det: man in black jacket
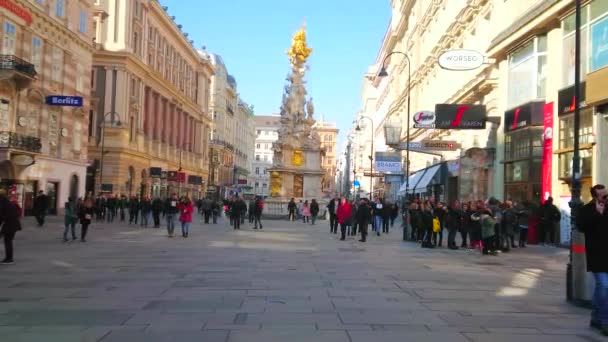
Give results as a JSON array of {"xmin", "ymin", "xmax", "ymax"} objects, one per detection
[
  {"xmin": 253, "ymin": 196, "xmax": 264, "ymax": 229},
  {"xmin": 231, "ymin": 197, "xmax": 247, "ymax": 230},
  {"xmin": 540, "ymin": 197, "xmax": 561, "ymax": 245},
  {"xmin": 287, "ymin": 198, "xmax": 297, "ymax": 221},
  {"xmin": 578, "ymin": 184, "xmax": 608, "ymax": 335},
  {"xmin": 33, "ymin": 190, "xmax": 49, "ymax": 227},
  {"xmin": 327, "ymin": 197, "xmax": 339, "ymax": 234},
  {"xmin": 356, "ymin": 198, "xmax": 371, "ymax": 242},
  {"xmin": 0, "ymin": 191, "xmax": 21, "ymax": 264},
  {"xmin": 164, "ymin": 193, "xmax": 180, "ymax": 237},
  {"xmin": 151, "ymin": 197, "xmax": 163, "ymax": 228}
]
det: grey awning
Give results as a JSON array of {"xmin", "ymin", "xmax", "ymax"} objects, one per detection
[
  {"xmin": 413, "ymin": 164, "xmax": 441, "ymax": 194},
  {"xmin": 399, "ymin": 168, "xmax": 426, "ymax": 194}
]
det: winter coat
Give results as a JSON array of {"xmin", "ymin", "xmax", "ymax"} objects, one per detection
[
  {"xmin": 336, "ymin": 202, "xmax": 353, "ymax": 225},
  {"xmin": 152, "ymin": 198, "xmax": 163, "ymax": 212},
  {"xmin": 164, "ymin": 198, "xmax": 180, "ymax": 215},
  {"xmin": 179, "ymin": 202, "xmax": 194, "ymax": 223},
  {"xmin": 288, "ymin": 200, "xmax": 297, "ymax": 211},
  {"xmin": 356, "ymin": 203, "xmax": 372, "ymax": 223},
  {"xmin": 310, "ymin": 201, "xmax": 319, "ymax": 216},
  {"xmin": 64, "ymin": 201, "xmax": 78, "ymax": 225},
  {"xmin": 446, "ymin": 207, "xmax": 463, "ymax": 231},
  {"xmin": 578, "ymin": 201, "xmax": 608, "ymax": 273},
  {"xmin": 231, "ymin": 200, "xmax": 247, "ymax": 217},
  {"xmin": 480, "ymin": 214, "xmax": 496, "ymax": 239},
  {"xmin": 302, "ymin": 204, "xmax": 311, "ymax": 217},
  {"xmin": 0, "ymin": 195, "xmax": 21, "ymax": 234},
  {"xmin": 502, "ymin": 208, "xmax": 518, "ymax": 234},
  {"xmin": 79, "ymin": 206, "xmax": 95, "ymax": 225}
]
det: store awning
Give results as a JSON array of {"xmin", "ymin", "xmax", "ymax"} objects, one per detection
[
  {"xmin": 413, "ymin": 164, "xmax": 441, "ymax": 194},
  {"xmin": 398, "ymin": 168, "xmax": 426, "ymax": 194}
]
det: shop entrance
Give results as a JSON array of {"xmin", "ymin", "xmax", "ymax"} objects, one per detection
[{"xmin": 45, "ymin": 182, "xmax": 58, "ymax": 215}]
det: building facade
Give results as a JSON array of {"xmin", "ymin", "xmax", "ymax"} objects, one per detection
[
  {"xmin": 90, "ymin": 0, "xmax": 213, "ymax": 199},
  {"xmin": 0, "ymin": 0, "xmax": 94, "ymax": 215},
  {"xmin": 208, "ymin": 54, "xmax": 236, "ymax": 198},
  {"xmin": 252, "ymin": 115, "xmax": 280, "ymax": 197},
  {"xmin": 234, "ymin": 98, "xmax": 255, "ymax": 195},
  {"xmin": 313, "ymin": 121, "xmax": 338, "ymax": 196}
]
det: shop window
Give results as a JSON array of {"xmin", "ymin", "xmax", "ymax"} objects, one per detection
[
  {"xmin": 255, "ymin": 167, "xmax": 259, "ymax": 174},
  {"xmin": 558, "ymin": 111, "xmax": 594, "ymax": 149},
  {"xmin": 507, "ymin": 35, "xmax": 547, "ymax": 107},
  {"xmin": 79, "ymin": 9, "xmax": 87, "ymax": 33},
  {"xmin": 558, "ymin": 150, "xmax": 593, "ymax": 179},
  {"xmin": 504, "ymin": 130, "xmax": 531, "ymax": 161}
]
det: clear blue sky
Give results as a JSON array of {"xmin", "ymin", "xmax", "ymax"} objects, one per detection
[{"xmin": 161, "ymin": 0, "xmax": 391, "ymax": 147}]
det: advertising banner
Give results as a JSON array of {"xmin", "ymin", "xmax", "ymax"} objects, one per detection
[
  {"xmin": 591, "ymin": 15, "xmax": 608, "ymax": 72},
  {"xmin": 541, "ymin": 102, "xmax": 554, "ymax": 203},
  {"xmin": 434, "ymin": 104, "xmax": 486, "ymax": 129},
  {"xmin": 374, "ymin": 152, "xmax": 402, "ymax": 173}
]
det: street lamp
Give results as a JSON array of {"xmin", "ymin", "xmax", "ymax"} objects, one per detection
[
  {"xmin": 355, "ymin": 115, "xmax": 374, "ymax": 198},
  {"xmin": 98, "ymin": 112, "xmax": 121, "ymax": 194},
  {"xmin": 378, "ymin": 51, "xmax": 412, "ymax": 198}
]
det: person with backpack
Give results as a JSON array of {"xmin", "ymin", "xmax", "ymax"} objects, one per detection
[
  {"xmin": 0, "ymin": 191, "xmax": 22, "ymax": 264},
  {"xmin": 310, "ymin": 199, "xmax": 319, "ymax": 225},
  {"xmin": 253, "ymin": 196, "xmax": 264, "ymax": 229}
]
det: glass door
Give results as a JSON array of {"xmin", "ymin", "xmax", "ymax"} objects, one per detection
[{"xmin": 45, "ymin": 182, "xmax": 58, "ymax": 215}]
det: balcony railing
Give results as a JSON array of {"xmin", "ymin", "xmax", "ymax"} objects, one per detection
[
  {"xmin": 0, "ymin": 55, "xmax": 36, "ymax": 78},
  {"xmin": 0, "ymin": 132, "xmax": 42, "ymax": 153}
]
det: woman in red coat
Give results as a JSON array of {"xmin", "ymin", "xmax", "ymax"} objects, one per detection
[
  {"xmin": 336, "ymin": 196, "xmax": 352, "ymax": 241},
  {"xmin": 178, "ymin": 197, "xmax": 194, "ymax": 238}
]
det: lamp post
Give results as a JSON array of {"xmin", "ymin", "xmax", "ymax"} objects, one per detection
[
  {"xmin": 356, "ymin": 116, "xmax": 374, "ymax": 198},
  {"xmin": 378, "ymin": 51, "xmax": 411, "ymax": 197},
  {"xmin": 567, "ymin": 0, "xmax": 585, "ymax": 304},
  {"xmin": 98, "ymin": 112, "xmax": 121, "ymax": 195}
]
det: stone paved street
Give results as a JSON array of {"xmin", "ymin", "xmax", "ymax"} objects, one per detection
[{"xmin": 0, "ymin": 214, "xmax": 602, "ymax": 342}]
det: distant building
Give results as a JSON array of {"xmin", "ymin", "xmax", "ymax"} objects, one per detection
[
  {"xmin": 314, "ymin": 121, "xmax": 339, "ymax": 196},
  {"xmin": 252, "ymin": 115, "xmax": 281, "ymax": 197}
]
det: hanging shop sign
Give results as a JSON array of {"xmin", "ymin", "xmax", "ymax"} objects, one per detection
[
  {"xmin": 434, "ymin": 104, "xmax": 486, "ymax": 129},
  {"xmin": 45, "ymin": 96, "xmax": 83, "ymax": 107},
  {"xmin": 11, "ymin": 154, "xmax": 34, "ymax": 166},
  {"xmin": 374, "ymin": 152, "xmax": 402, "ymax": 173},
  {"xmin": 504, "ymin": 101, "xmax": 545, "ymax": 132},
  {"xmin": 541, "ymin": 102, "xmax": 554, "ymax": 203},
  {"xmin": 167, "ymin": 171, "xmax": 186, "ymax": 183},
  {"xmin": 187, "ymin": 175, "xmax": 203, "ymax": 185},
  {"xmin": 149, "ymin": 167, "xmax": 162, "ymax": 177},
  {"xmin": 558, "ymin": 82, "xmax": 587, "ymax": 115},
  {"xmin": 438, "ymin": 49, "xmax": 485, "ymax": 71},
  {"xmin": 413, "ymin": 111, "xmax": 435, "ymax": 128}
]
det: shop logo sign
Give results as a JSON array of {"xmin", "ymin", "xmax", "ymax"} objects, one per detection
[
  {"xmin": 438, "ymin": 49, "xmax": 485, "ymax": 71},
  {"xmin": 413, "ymin": 111, "xmax": 435, "ymax": 128}
]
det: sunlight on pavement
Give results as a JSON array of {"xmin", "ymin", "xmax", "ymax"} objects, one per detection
[{"xmin": 496, "ymin": 268, "xmax": 543, "ymax": 297}]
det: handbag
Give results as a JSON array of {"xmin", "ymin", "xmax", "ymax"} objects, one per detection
[{"xmin": 432, "ymin": 217, "xmax": 441, "ymax": 233}]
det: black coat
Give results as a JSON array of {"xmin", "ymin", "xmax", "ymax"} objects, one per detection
[
  {"xmin": 421, "ymin": 210, "xmax": 434, "ymax": 232},
  {"xmin": 79, "ymin": 206, "xmax": 95, "ymax": 225},
  {"xmin": 578, "ymin": 201, "xmax": 608, "ymax": 273},
  {"xmin": 310, "ymin": 202, "xmax": 319, "ymax": 216},
  {"xmin": 356, "ymin": 203, "xmax": 372, "ymax": 223},
  {"xmin": 0, "ymin": 196, "xmax": 21, "ymax": 234}
]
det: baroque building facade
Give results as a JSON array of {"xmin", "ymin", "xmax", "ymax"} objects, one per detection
[
  {"xmin": 89, "ymin": 0, "xmax": 213, "ymax": 199},
  {"xmin": 313, "ymin": 121, "xmax": 338, "ymax": 196},
  {"xmin": 0, "ymin": 0, "xmax": 94, "ymax": 215}
]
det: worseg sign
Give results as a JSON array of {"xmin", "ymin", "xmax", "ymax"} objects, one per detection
[{"xmin": 438, "ymin": 49, "xmax": 484, "ymax": 71}]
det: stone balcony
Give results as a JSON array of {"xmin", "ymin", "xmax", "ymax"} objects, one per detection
[{"xmin": 0, "ymin": 55, "xmax": 37, "ymax": 91}]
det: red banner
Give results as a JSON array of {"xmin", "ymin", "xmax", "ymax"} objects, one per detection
[{"xmin": 541, "ymin": 102, "xmax": 554, "ymax": 203}]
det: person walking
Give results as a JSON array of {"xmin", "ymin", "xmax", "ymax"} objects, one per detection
[
  {"xmin": 248, "ymin": 198, "xmax": 256, "ymax": 224},
  {"xmin": 475, "ymin": 208, "xmax": 497, "ymax": 255},
  {"xmin": 446, "ymin": 200, "xmax": 462, "ymax": 250},
  {"xmin": 128, "ymin": 196, "xmax": 140, "ymax": 225},
  {"xmin": 381, "ymin": 200, "xmax": 391, "ymax": 234},
  {"xmin": 391, "ymin": 203, "xmax": 399, "ymax": 227},
  {"xmin": 106, "ymin": 194, "xmax": 117, "ymax": 223},
  {"xmin": 0, "ymin": 191, "xmax": 22, "ymax": 264},
  {"xmin": 350, "ymin": 199, "xmax": 358, "ymax": 236},
  {"xmin": 502, "ymin": 201, "xmax": 518, "ymax": 250},
  {"xmin": 433, "ymin": 202, "xmax": 447, "ymax": 247},
  {"xmin": 579, "ymin": 184, "xmax": 608, "ymax": 336},
  {"xmin": 164, "ymin": 193, "xmax": 179, "ymax": 237},
  {"xmin": 336, "ymin": 197, "xmax": 352, "ymax": 241},
  {"xmin": 515, "ymin": 201, "xmax": 531, "ymax": 248},
  {"xmin": 118, "ymin": 194, "xmax": 127, "ymax": 222},
  {"xmin": 140, "ymin": 196, "xmax": 152, "ymax": 228},
  {"xmin": 373, "ymin": 198, "xmax": 384, "ymax": 237},
  {"xmin": 302, "ymin": 200, "xmax": 311, "ymax": 223},
  {"xmin": 468, "ymin": 201, "xmax": 483, "ymax": 250},
  {"xmin": 179, "ymin": 197, "xmax": 194, "ymax": 238},
  {"xmin": 310, "ymin": 199, "xmax": 319, "ymax": 225},
  {"xmin": 231, "ymin": 197, "xmax": 247, "ymax": 230},
  {"xmin": 152, "ymin": 197, "xmax": 163, "ymax": 228},
  {"xmin": 540, "ymin": 197, "xmax": 561, "ymax": 246},
  {"xmin": 327, "ymin": 197, "xmax": 339, "ymax": 234},
  {"xmin": 356, "ymin": 198, "xmax": 371, "ymax": 242},
  {"xmin": 421, "ymin": 201, "xmax": 435, "ymax": 248},
  {"xmin": 79, "ymin": 198, "xmax": 95, "ymax": 242},
  {"xmin": 63, "ymin": 197, "xmax": 78, "ymax": 242},
  {"xmin": 287, "ymin": 198, "xmax": 297, "ymax": 221},
  {"xmin": 460, "ymin": 203, "xmax": 470, "ymax": 248},
  {"xmin": 253, "ymin": 196, "xmax": 264, "ymax": 229},
  {"xmin": 211, "ymin": 200, "xmax": 220, "ymax": 224},
  {"xmin": 201, "ymin": 198, "xmax": 212, "ymax": 224},
  {"xmin": 33, "ymin": 190, "xmax": 49, "ymax": 227},
  {"xmin": 409, "ymin": 202, "xmax": 423, "ymax": 241}
]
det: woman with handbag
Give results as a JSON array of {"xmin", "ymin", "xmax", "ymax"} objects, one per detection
[{"xmin": 79, "ymin": 198, "xmax": 95, "ymax": 242}]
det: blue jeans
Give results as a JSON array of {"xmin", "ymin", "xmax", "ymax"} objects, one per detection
[
  {"xmin": 374, "ymin": 216, "xmax": 383, "ymax": 233},
  {"xmin": 593, "ymin": 272, "xmax": 608, "ymax": 325},
  {"xmin": 141, "ymin": 211, "xmax": 150, "ymax": 227},
  {"xmin": 63, "ymin": 222, "xmax": 76, "ymax": 240},
  {"xmin": 181, "ymin": 222, "xmax": 190, "ymax": 236},
  {"xmin": 166, "ymin": 214, "xmax": 176, "ymax": 235}
]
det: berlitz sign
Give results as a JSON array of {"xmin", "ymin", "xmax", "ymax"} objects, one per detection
[
  {"xmin": 413, "ymin": 111, "xmax": 435, "ymax": 128},
  {"xmin": 45, "ymin": 96, "xmax": 83, "ymax": 107},
  {"xmin": 438, "ymin": 49, "xmax": 485, "ymax": 71}
]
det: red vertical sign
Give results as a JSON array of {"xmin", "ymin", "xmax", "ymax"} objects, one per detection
[{"xmin": 541, "ymin": 102, "xmax": 554, "ymax": 204}]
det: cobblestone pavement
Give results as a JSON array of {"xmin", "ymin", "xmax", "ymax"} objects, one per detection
[{"xmin": 0, "ymin": 214, "xmax": 602, "ymax": 342}]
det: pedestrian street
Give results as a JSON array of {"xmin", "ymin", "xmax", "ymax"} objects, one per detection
[{"xmin": 0, "ymin": 215, "xmax": 598, "ymax": 342}]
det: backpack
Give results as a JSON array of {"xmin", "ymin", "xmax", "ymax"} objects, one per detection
[
  {"xmin": 432, "ymin": 217, "xmax": 441, "ymax": 233},
  {"xmin": 257, "ymin": 200, "xmax": 264, "ymax": 210}
]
